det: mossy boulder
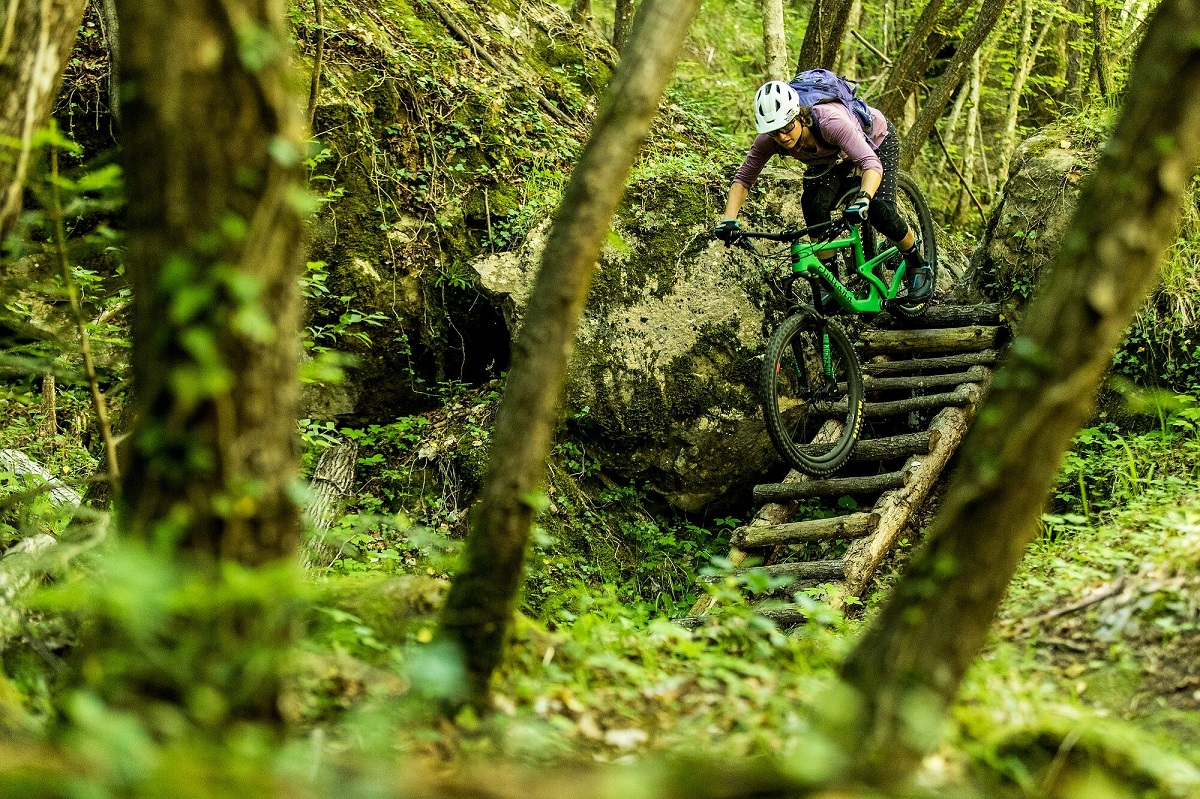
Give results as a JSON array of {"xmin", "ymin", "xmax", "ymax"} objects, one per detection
[
  {"xmin": 470, "ymin": 168, "xmax": 810, "ymax": 511},
  {"xmin": 963, "ymin": 131, "xmax": 1094, "ymax": 310}
]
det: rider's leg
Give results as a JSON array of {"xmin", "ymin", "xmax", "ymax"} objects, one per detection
[
  {"xmin": 866, "ymin": 130, "xmax": 933, "ymax": 305},
  {"xmin": 801, "ymin": 166, "xmax": 854, "ymax": 310}
]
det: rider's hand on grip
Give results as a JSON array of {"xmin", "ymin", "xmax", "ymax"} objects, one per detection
[
  {"xmin": 713, "ymin": 219, "xmax": 740, "ymax": 245},
  {"xmin": 842, "ymin": 192, "xmax": 871, "ymax": 224}
]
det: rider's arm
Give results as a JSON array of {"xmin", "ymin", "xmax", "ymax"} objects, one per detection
[
  {"xmin": 724, "ymin": 135, "xmax": 778, "ymax": 219},
  {"xmin": 859, "ymin": 169, "xmax": 882, "ymax": 198},
  {"xmin": 722, "ymin": 182, "xmax": 749, "ymax": 219}
]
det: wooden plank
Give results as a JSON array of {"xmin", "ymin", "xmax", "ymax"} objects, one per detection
[
  {"xmin": 753, "ymin": 471, "xmax": 907, "ymax": 503},
  {"xmin": 815, "ymin": 384, "xmax": 977, "ymax": 418},
  {"xmin": 862, "ymin": 350, "xmax": 999, "ymax": 375},
  {"xmin": 858, "ymin": 326, "xmax": 1000, "ymax": 357},
  {"xmin": 861, "ymin": 366, "xmax": 990, "ymax": 393},
  {"xmin": 732, "ymin": 511, "xmax": 879, "ymax": 548},
  {"xmin": 839, "ymin": 383, "xmax": 986, "ymax": 601},
  {"xmin": 686, "ymin": 420, "xmax": 842, "ymax": 618},
  {"xmin": 876, "ymin": 303, "xmax": 1004, "ymax": 329},
  {"xmin": 763, "ymin": 558, "xmax": 846, "ymax": 582},
  {"xmin": 850, "ymin": 431, "xmax": 931, "ymax": 461},
  {"xmin": 675, "ymin": 604, "xmax": 810, "ymax": 630}
]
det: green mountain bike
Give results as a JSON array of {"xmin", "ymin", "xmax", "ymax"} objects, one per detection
[{"xmin": 725, "ymin": 176, "xmax": 938, "ymax": 476}]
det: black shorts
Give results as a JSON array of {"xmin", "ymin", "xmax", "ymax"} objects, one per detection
[{"xmin": 799, "ymin": 126, "xmax": 908, "ymax": 242}]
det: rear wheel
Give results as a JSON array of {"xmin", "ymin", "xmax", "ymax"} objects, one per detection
[{"xmin": 761, "ymin": 312, "xmax": 863, "ymax": 477}]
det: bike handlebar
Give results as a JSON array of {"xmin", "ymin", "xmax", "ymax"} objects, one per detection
[{"xmin": 727, "ymin": 216, "xmax": 848, "ymax": 246}]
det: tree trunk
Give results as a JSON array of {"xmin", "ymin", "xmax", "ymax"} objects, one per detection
[
  {"xmin": 874, "ymin": 0, "xmax": 946, "ymax": 123},
  {"xmin": 796, "ymin": 0, "xmax": 856, "ymax": 71},
  {"xmin": 841, "ymin": 0, "xmax": 1200, "ymax": 779},
  {"xmin": 998, "ymin": 4, "xmax": 1054, "ymax": 183},
  {"xmin": 613, "ymin": 0, "xmax": 636, "ymax": 53},
  {"xmin": 99, "ymin": 0, "xmax": 120, "ymax": 125},
  {"xmin": 302, "ymin": 439, "xmax": 358, "ymax": 569},
  {"xmin": 900, "ymin": 0, "xmax": 1008, "ymax": 170},
  {"xmin": 1065, "ymin": 0, "xmax": 1085, "ymax": 107},
  {"xmin": 835, "ymin": 0, "xmax": 863, "ymax": 76},
  {"xmin": 0, "ymin": 0, "xmax": 89, "ymax": 235},
  {"xmin": 1091, "ymin": 0, "xmax": 1113, "ymax": 99},
  {"xmin": 953, "ymin": 50, "xmax": 983, "ymax": 223},
  {"xmin": 116, "ymin": 0, "xmax": 307, "ymax": 565},
  {"xmin": 762, "ymin": 0, "xmax": 790, "ymax": 80},
  {"xmin": 439, "ymin": 0, "xmax": 700, "ymax": 709},
  {"xmin": 571, "ymin": 0, "xmax": 593, "ymax": 25}
]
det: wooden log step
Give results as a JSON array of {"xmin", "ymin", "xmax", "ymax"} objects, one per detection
[
  {"xmin": 863, "ymin": 386, "xmax": 978, "ymax": 418},
  {"xmin": 876, "ymin": 303, "xmax": 1004, "ymax": 329},
  {"xmin": 862, "ymin": 349, "xmax": 999, "ymax": 376},
  {"xmin": 861, "ymin": 366, "xmax": 990, "ymax": 393},
  {"xmin": 753, "ymin": 471, "xmax": 907, "ymax": 503},
  {"xmin": 817, "ymin": 384, "xmax": 979, "ymax": 419},
  {"xmin": 851, "ymin": 431, "xmax": 932, "ymax": 461},
  {"xmin": 732, "ymin": 512, "xmax": 879, "ymax": 548},
  {"xmin": 764, "ymin": 558, "xmax": 846, "ymax": 583},
  {"xmin": 675, "ymin": 605, "xmax": 810, "ymax": 630},
  {"xmin": 858, "ymin": 326, "xmax": 1000, "ymax": 357},
  {"xmin": 699, "ymin": 558, "xmax": 846, "ymax": 585}
]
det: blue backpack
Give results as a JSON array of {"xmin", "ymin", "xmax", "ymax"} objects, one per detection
[{"xmin": 788, "ymin": 69, "xmax": 874, "ymax": 137}]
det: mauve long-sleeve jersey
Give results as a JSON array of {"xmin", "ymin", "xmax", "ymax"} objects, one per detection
[{"xmin": 731, "ymin": 103, "xmax": 890, "ymax": 191}]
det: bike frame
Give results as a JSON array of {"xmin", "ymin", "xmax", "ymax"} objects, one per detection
[{"xmin": 791, "ymin": 224, "xmax": 906, "ymax": 314}]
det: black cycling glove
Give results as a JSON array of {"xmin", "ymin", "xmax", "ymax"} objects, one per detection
[{"xmin": 713, "ymin": 219, "xmax": 740, "ymax": 243}]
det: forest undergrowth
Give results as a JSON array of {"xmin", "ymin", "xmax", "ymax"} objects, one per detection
[{"xmin": 4, "ymin": 366, "xmax": 1200, "ymax": 796}]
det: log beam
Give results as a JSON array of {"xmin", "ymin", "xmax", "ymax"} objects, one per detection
[
  {"xmin": 753, "ymin": 471, "xmax": 907, "ymax": 503},
  {"xmin": 732, "ymin": 511, "xmax": 879, "ymax": 548},
  {"xmin": 862, "ymin": 350, "xmax": 999, "ymax": 375},
  {"xmin": 858, "ymin": 326, "xmax": 1000, "ymax": 357}
]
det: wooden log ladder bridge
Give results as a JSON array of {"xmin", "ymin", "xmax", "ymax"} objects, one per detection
[{"xmin": 684, "ymin": 302, "xmax": 1008, "ymax": 627}]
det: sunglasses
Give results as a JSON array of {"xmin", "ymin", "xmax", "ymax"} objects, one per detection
[{"xmin": 770, "ymin": 119, "xmax": 800, "ymax": 139}]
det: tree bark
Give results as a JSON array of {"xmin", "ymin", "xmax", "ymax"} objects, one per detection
[
  {"xmin": 571, "ymin": 0, "xmax": 593, "ymax": 25},
  {"xmin": 796, "ymin": 0, "xmax": 856, "ymax": 71},
  {"xmin": 116, "ymin": 0, "xmax": 307, "ymax": 565},
  {"xmin": 1065, "ymin": 0, "xmax": 1085, "ymax": 107},
  {"xmin": 439, "ymin": 0, "xmax": 700, "ymax": 709},
  {"xmin": 998, "ymin": 3, "xmax": 1053, "ymax": 183},
  {"xmin": 900, "ymin": 0, "xmax": 1008, "ymax": 170},
  {"xmin": 613, "ymin": 0, "xmax": 636, "ymax": 53},
  {"xmin": 874, "ymin": 0, "xmax": 947, "ymax": 123},
  {"xmin": 99, "ymin": 0, "xmax": 120, "ymax": 125},
  {"xmin": 302, "ymin": 439, "xmax": 358, "ymax": 569},
  {"xmin": 1091, "ymin": 0, "xmax": 1113, "ymax": 99},
  {"xmin": 0, "ymin": 0, "xmax": 89, "ymax": 235},
  {"xmin": 762, "ymin": 0, "xmax": 790, "ymax": 80},
  {"xmin": 841, "ymin": 0, "xmax": 1200, "ymax": 779}
]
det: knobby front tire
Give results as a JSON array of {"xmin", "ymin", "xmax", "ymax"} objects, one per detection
[{"xmin": 761, "ymin": 312, "xmax": 864, "ymax": 477}]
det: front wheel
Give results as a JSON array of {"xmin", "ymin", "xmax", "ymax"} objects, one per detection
[{"xmin": 761, "ymin": 312, "xmax": 864, "ymax": 477}]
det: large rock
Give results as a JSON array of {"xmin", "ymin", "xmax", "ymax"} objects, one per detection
[
  {"xmin": 963, "ymin": 132, "xmax": 1094, "ymax": 308},
  {"xmin": 472, "ymin": 168, "xmax": 810, "ymax": 510}
]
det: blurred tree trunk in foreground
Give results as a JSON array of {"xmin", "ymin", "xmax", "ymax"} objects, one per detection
[
  {"xmin": 440, "ymin": 0, "xmax": 700, "ymax": 709},
  {"xmin": 900, "ymin": 0, "xmax": 1008, "ymax": 169},
  {"xmin": 843, "ymin": 0, "xmax": 1200, "ymax": 781},
  {"xmin": 0, "ymin": 0, "xmax": 89, "ymax": 235},
  {"xmin": 796, "ymin": 0, "xmax": 855, "ymax": 71},
  {"xmin": 117, "ymin": 0, "xmax": 307, "ymax": 566},
  {"xmin": 106, "ymin": 0, "xmax": 307, "ymax": 730}
]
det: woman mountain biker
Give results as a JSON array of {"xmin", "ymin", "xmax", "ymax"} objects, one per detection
[{"xmin": 714, "ymin": 80, "xmax": 934, "ymax": 310}]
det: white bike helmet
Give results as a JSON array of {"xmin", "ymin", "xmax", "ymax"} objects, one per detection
[{"xmin": 753, "ymin": 81, "xmax": 801, "ymax": 135}]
